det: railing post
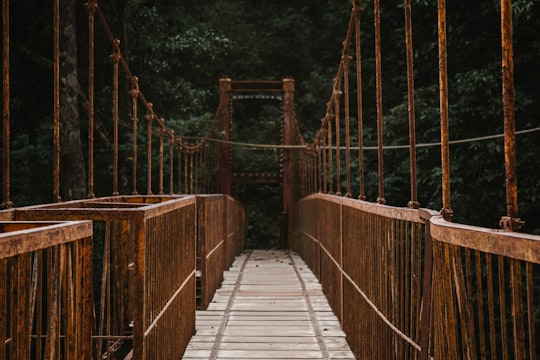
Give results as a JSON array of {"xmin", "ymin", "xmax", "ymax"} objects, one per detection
[{"xmin": 418, "ymin": 210, "xmax": 435, "ymax": 360}]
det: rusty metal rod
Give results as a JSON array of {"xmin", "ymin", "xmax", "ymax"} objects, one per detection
[
  {"xmin": 184, "ymin": 148, "xmax": 188, "ymax": 194},
  {"xmin": 404, "ymin": 0, "xmax": 419, "ymax": 209},
  {"xmin": 322, "ymin": 134, "xmax": 327, "ymax": 193},
  {"xmin": 2, "ymin": 0, "xmax": 11, "ymax": 208},
  {"xmin": 112, "ymin": 42, "xmax": 120, "ymax": 196},
  {"xmin": 438, "ymin": 0, "xmax": 452, "ymax": 220},
  {"xmin": 374, "ymin": 0, "xmax": 385, "ymax": 204},
  {"xmin": 334, "ymin": 80, "xmax": 342, "ymax": 196},
  {"xmin": 159, "ymin": 126, "xmax": 164, "ymax": 195},
  {"xmin": 343, "ymin": 51, "xmax": 352, "ymax": 198},
  {"xmin": 317, "ymin": 143, "xmax": 322, "ymax": 193},
  {"xmin": 327, "ymin": 116, "xmax": 333, "ymax": 194},
  {"xmin": 500, "ymin": 0, "xmax": 523, "ymax": 231},
  {"xmin": 180, "ymin": 148, "xmax": 184, "ymax": 194},
  {"xmin": 146, "ymin": 107, "xmax": 153, "ymax": 195},
  {"xmin": 131, "ymin": 79, "xmax": 139, "ymax": 195},
  {"xmin": 169, "ymin": 134, "xmax": 174, "ymax": 194},
  {"xmin": 86, "ymin": 0, "xmax": 96, "ymax": 199},
  {"xmin": 354, "ymin": 2, "xmax": 366, "ymax": 201},
  {"xmin": 53, "ymin": 0, "xmax": 61, "ymax": 202}
]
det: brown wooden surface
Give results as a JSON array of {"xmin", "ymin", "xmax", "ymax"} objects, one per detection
[{"xmin": 183, "ymin": 249, "xmax": 355, "ymax": 359}]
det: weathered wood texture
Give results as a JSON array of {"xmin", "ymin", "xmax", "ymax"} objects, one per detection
[
  {"xmin": 14, "ymin": 195, "xmax": 198, "ymax": 360},
  {"xmin": 184, "ymin": 249, "xmax": 355, "ymax": 359},
  {"xmin": 0, "ymin": 221, "xmax": 93, "ymax": 359},
  {"xmin": 197, "ymin": 195, "xmax": 246, "ymax": 310},
  {"xmin": 289, "ymin": 193, "xmax": 540, "ymax": 359},
  {"xmin": 289, "ymin": 194, "xmax": 427, "ymax": 359}
]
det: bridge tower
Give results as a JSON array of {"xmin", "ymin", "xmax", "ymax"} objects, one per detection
[{"xmin": 218, "ymin": 78, "xmax": 298, "ymax": 247}]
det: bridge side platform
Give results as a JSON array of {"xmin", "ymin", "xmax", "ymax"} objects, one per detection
[{"xmin": 183, "ymin": 249, "xmax": 355, "ymax": 359}]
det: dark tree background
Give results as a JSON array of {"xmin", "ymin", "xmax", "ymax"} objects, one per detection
[{"xmin": 3, "ymin": 0, "xmax": 539, "ymax": 245}]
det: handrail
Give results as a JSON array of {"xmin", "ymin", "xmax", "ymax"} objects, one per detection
[{"xmin": 289, "ymin": 194, "xmax": 540, "ymax": 359}]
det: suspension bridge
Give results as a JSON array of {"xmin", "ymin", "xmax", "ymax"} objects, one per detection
[{"xmin": 1, "ymin": 0, "xmax": 539, "ymax": 359}]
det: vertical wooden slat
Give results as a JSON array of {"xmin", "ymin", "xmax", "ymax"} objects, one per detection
[
  {"xmin": 132, "ymin": 214, "xmax": 146, "ymax": 360},
  {"xmin": 36, "ymin": 252, "xmax": 43, "ymax": 360},
  {"xmin": 16, "ymin": 253, "xmax": 30, "ymax": 359},
  {"xmin": 498, "ymin": 256, "xmax": 509, "ymax": 360},
  {"xmin": 97, "ymin": 222, "xmax": 110, "ymax": 356},
  {"xmin": 64, "ymin": 244, "xmax": 76, "ymax": 360},
  {"xmin": 404, "ymin": 222, "xmax": 411, "ymax": 359},
  {"xmin": 475, "ymin": 250, "xmax": 487, "ymax": 360},
  {"xmin": 445, "ymin": 245, "xmax": 459, "ymax": 358},
  {"xmin": 451, "ymin": 248, "xmax": 467, "ymax": 359},
  {"xmin": 510, "ymin": 259, "xmax": 524, "ymax": 360},
  {"xmin": 464, "ymin": 249, "xmax": 477, "ymax": 360},
  {"xmin": 45, "ymin": 247, "xmax": 60, "ymax": 359},
  {"xmin": 487, "ymin": 254, "xmax": 498, "ymax": 360},
  {"xmin": 419, "ymin": 218, "xmax": 433, "ymax": 360},
  {"xmin": 0, "ymin": 258, "xmax": 5, "ymax": 360},
  {"xmin": 525, "ymin": 262, "xmax": 536, "ymax": 360},
  {"xmin": 74, "ymin": 241, "xmax": 82, "ymax": 358}
]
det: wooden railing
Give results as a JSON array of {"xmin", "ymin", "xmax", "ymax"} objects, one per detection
[
  {"xmin": 430, "ymin": 217, "xmax": 540, "ymax": 359},
  {"xmin": 0, "ymin": 220, "xmax": 93, "ymax": 359},
  {"xmin": 289, "ymin": 194, "xmax": 540, "ymax": 359},
  {"xmin": 197, "ymin": 195, "xmax": 246, "ymax": 309},
  {"xmin": 0, "ymin": 195, "xmax": 245, "ymax": 359}
]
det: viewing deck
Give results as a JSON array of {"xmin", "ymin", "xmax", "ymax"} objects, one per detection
[{"xmin": 184, "ymin": 250, "xmax": 355, "ymax": 359}]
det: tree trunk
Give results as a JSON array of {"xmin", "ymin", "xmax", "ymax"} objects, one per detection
[{"xmin": 59, "ymin": 0, "xmax": 86, "ymax": 200}]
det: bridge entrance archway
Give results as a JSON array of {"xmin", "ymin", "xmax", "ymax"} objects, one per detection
[{"xmin": 218, "ymin": 79, "xmax": 298, "ymax": 248}]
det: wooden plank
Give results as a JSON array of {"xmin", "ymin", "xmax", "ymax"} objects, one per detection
[{"xmin": 185, "ymin": 249, "xmax": 355, "ymax": 359}]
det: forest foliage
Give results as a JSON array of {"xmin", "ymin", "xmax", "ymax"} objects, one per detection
[{"xmin": 3, "ymin": 0, "xmax": 540, "ymax": 245}]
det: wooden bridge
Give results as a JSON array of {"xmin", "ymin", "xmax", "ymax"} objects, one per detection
[{"xmin": 1, "ymin": 0, "xmax": 539, "ymax": 359}]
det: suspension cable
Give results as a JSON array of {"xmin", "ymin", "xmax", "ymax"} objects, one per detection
[{"xmin": 180, "ymin": 127, "xmax": 540, "ymax": 151}]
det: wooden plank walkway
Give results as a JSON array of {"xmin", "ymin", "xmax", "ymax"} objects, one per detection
[{"xmin": 183, "ymin": 249, "xmax": 356, "ymax": 359}]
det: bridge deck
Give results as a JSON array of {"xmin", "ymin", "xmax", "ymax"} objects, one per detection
[{"xmin": 183, "ymin": 249, "xmax": 355, "ymax": 359}]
